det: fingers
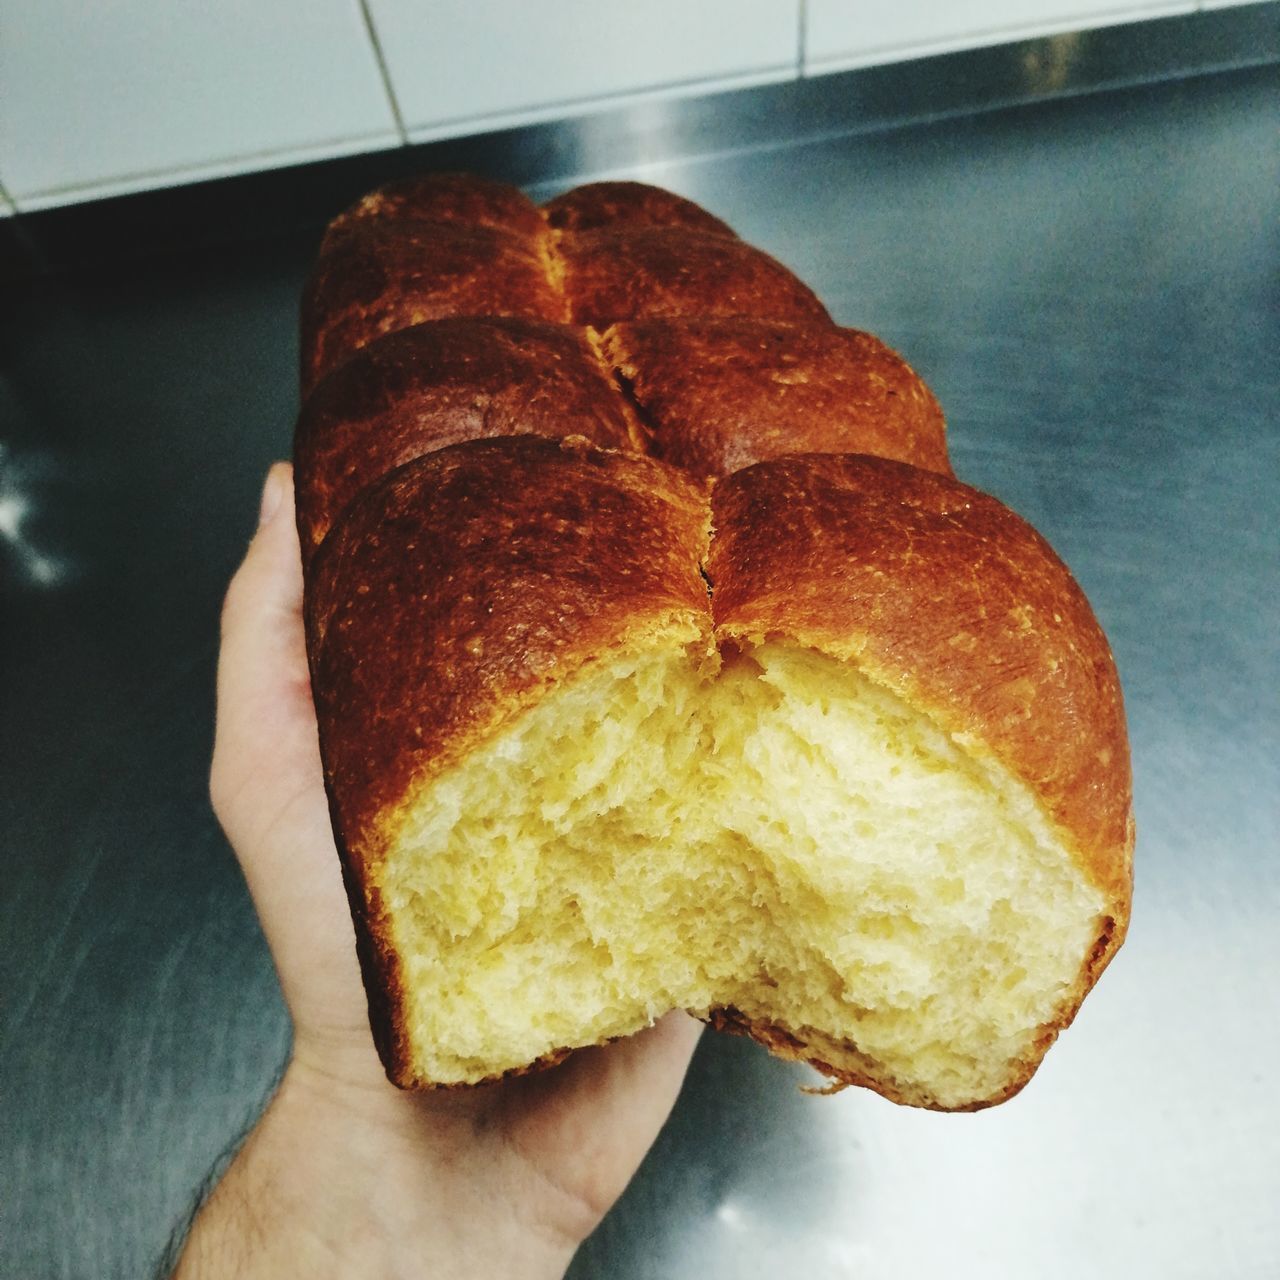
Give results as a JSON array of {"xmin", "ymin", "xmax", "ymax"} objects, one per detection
[
  {"xmin": 214, "ymin": 463, "xmax": 308, "ymax": 745},
  {"xmin": 610, "ymin": 1008, "xmax": 703, "ymax": 1118},
  {"xmin": 496, "ymin": 1011, "xmax": 703, "ymax": 1228}
]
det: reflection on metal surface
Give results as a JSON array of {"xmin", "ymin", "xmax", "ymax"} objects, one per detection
[
  {"xmin": 574, "ymin": 98, "xmax": 694, "ymax": 187},
  {"xmin": 1021, "ymin": 32, "xmax": 1085, "ymax": 94},
  {"xmin": 0, "ymin": 442, "xmax": 67, "ymax": 588},
  {"xmin": 713, "ymin": 1198, "xmax": 744, "ymax": 1229}
]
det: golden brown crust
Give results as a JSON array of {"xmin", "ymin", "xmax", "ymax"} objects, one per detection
[
  {"xmin": 603, "ymin": 318, "xmax": 950, "ymax": 479},
  {"xmin": 558, "ymin": 227, "xmax": 830, "ymax": 329},
  {"xmin": 294, "ymin": 317, "xmax": 643, "ymax": 555},
  {"xmin": 325, "ymin": 820, "xmax": 414, "ymax": 1083},
  {"xmin": 543, "ymin": 181, "xmax": 737, "ymax": 237},
  {"xmin": 708, "ymin": 453, "xmax": 1134, "ymax": 917},
  {"xmin": 324, "ymin": 172, "xmax": 547, "ymax": 244},
  {"xmin": 301, "ymin": 223, "xmax": 565, "ymax": 394}
]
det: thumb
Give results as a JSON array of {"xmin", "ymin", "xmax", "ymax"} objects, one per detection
[
  {"xmin": 211, "ymin": 461, "xmax": 322, "ymax": 852},
  {"xmin": 211, "ymin": 463, "xmax": 370, "ymax": 1043}
]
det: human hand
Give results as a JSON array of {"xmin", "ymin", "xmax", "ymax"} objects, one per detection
[{"xmin": 178, "ymin": 463, "xmax": 701, "ymax": 1279}]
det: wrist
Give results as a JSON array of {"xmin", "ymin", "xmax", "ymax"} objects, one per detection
[{"xmin": 175, "ymin": 1054, "xmax": 579, "ymax": 1280}]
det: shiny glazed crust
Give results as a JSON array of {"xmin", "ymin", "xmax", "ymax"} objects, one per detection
[
  {"xmin": 324, "ymin": 173, "xmax": 549, "ymax": 241},
  {"xmin": 295, "ymin": 173, "xmax": 1133, "ymax": 1105},
  {"xmin": 300, "ymin": 222, "xmax": 563, "ymax": 394},
  {"xmin": 544, "ymin": 180, "xmax": 738, "ymax": 236},
  {"xmin": 294, "ymin": 317, "xmax": 644, "ymax": 555},
  {"xmin": 558, "ymin": 227, "xmax": 830, "ymax": 330},
  {"xmin": 305, "ymin": 435, "xmax": 712, "ymax": 830},
  {"xmin": 603, "ymin": 318, "xmax": 951, "ymax": 479}
]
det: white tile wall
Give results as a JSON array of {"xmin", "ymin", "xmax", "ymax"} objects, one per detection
[
  {"xmin": 0, "ymin": 0, "xmax": 1255, "ymax": 212},
  {"xmin": 365, "ymin": 0, "xmax": 802, "ymax": 142},
  {"xmin": 804, "ymin": 0, "xmax": 1197, "ymax": 73},
  {"xmin": 0, "ymin": 0, "xmax": 401, "ymax": 209}
]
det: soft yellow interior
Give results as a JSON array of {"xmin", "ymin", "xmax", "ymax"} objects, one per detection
[{"xmin": 379, "ymin": 642, "xmax": 1105, "ymax": 1108}]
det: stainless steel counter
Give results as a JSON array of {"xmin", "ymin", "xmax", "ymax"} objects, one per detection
[{"xmin": 2, "ymin": 16, "xmax": 1277, "ymax": 1278}]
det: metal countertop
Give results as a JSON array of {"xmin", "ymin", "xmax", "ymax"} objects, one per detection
[{"xmin": 2, "ymin": 24, "xmax": 1277, "ymax": 1280}]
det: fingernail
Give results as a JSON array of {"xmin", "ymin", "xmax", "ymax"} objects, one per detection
[{"xmin": 258, "ymin": 463, "xmax": 286, "ymax": 528}]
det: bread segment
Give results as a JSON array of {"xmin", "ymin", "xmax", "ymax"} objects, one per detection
[
  {"xmin": 709, "ymin": 453, "xmax": 1133, "ymax": 910},
  {"xmin": 294, "ymin": 317, "xmax": 644, "ymax": 555},
  {"xmin": 306, "ymin": 435, "xmax": 712, "ymax": 821},
  {"xmin": 603, "ymin": 318, "xmax": 950, "ymax": 479},
  {"xmin": 557, "ymin": 227, "xmax": 830, "ymax": 329},
  {"xmin": 304, "ymin": 435, "xmax": 714, "ymax": 1076},
  {"xmin": 324, "ymin": 173, "xmax": 548, "ymax": 241},
  {"xmin": 301, "ymin": 223, "xmax": 563, "ymax": 394},
  {"xmin": 301, "ymin": 175, "xmax": 569, "ymax": 393},
  {"xmin": 544, "ymin": 180, "xmax": 737, "ymax": 237}
]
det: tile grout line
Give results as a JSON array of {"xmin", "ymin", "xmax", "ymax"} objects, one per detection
[
  {"xmin": 402, "ymin": 65, "xmax": 796, "ymax": 143},
  {"xmin": 12, "ymin": 131, "xmax": 402, "ymax": 209},
  {"xmin": 357, "ymin": 0, "xmax": 410, "ymax": 144}
]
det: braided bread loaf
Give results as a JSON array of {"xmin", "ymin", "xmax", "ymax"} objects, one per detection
[{"xmin": 296, "ymin": 175, "xmax": 1132, "ymax": 1111}]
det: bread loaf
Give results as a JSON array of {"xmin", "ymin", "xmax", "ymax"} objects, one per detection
[{"xmin": 296, "ymin": 175, "xmax": 1132, "ymax": 1110}]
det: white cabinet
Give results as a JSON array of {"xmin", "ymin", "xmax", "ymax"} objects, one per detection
[
  {"xmin": 804, "ymin": 0, "xmax": 1196, "ymax": 73},
  {"xmin": 0, "ymin": 0, "xmax": 400, "ymax": 209},
  {"xmin": 366, "ymin": 0, "xmax": 801, "ymax": 141}
]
